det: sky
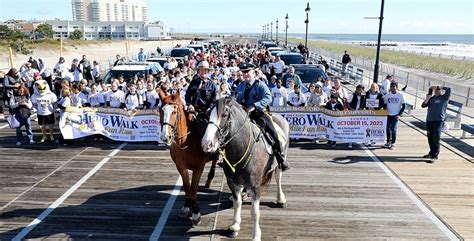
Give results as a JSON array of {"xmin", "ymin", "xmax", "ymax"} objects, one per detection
[{"xmin": 0, "ymin": 0, "xmax": 473, "ymax": 34}]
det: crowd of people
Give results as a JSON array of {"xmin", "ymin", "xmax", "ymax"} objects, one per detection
[{"xmin": 2, "ymin": 41, "xmax": 447, "ymax": 161}]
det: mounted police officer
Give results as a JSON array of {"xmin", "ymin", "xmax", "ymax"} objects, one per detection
[
  {"xmin": 185, "ymin": 60, "xmax": 218, "ymax": 134},
  {"xmin": 234, "ymin": 62, "xmax": 290, "ymax": 171}
]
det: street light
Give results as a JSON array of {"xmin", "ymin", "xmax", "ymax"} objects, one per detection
[
  {"xmin": 374, "ymin": 0, "xmax": 385, "ymax": 83},
  {"xmin": 270, "ymin": 22, "xmax": 273, "ymax": 41},
  {"xmin": 276, "ymin": 19, "xmax": 279, "ymax": 43},
  {"xmin": 304, "ymin": 2, "xmax": 310, "ymax": 49},
  {"xmin": 285, "ymin": 13, "xmax": 289, "ymax": 47}
]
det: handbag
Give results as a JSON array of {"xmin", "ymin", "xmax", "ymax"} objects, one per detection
[{"xmin": 7, "ymin": 114, "xmax": 20, "ymax": 129}]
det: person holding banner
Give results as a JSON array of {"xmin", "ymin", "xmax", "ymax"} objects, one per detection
[
  {"xmin": 347, "ymin": 84, "xmax": 367, "ymax": 149},
  {"xmin": 271, "ymin": 78, "xmax": 288, "ymax": 107},
  {"xmin": 106, "ymin": 80, "xmax": 125, "ymax": 108},
  {"xmin": 383, "ymin": 82, "xmax": 406, "ymax": 149},
  {"xmin": 306, "ymin": 82, "xmax": 328, "ymax": 107},
  {"xmin": 325, "ymin": 93, "xmax": 344, "ymax": 147},
  {"xmin": 363, "ymin": 83, "xmax": 384, "ymax": 110},
  {"xmin": 287, "ymin": 84, "xmax": 307, "ymax": 107}
]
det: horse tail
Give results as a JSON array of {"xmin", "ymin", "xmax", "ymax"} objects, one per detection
[{"xmin": 261, "ymin": 171, "xmax": 273, "ymax": 187}]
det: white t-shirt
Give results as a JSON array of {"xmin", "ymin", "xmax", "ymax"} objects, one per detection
[
  {"xmin": 271, "ymin": 60, "xmax": 285, "ymax": 74},
  {"xmin": 57, "ymin": 96, "xmax": 71, "ymax": 109},
  {"xmin": 32, "ymin": 92, "xmax": 57, "ymax": 116},
  {"xmin": 384, "ymin": 91, "xmax": 405, "ymax": 116},
  {"xmin": 125, "ymin": 93, "xmax": 140, "ymax": 110},
  {"xmin": 380, "ymin": 79, "xmax": 391, "ymax": 95},
  {"xmin": 107, "ymin": 90, "xmax": 125, "ymax": 108},
  {"xmin": 71, "ymin": 92, "xmax": 88, "ymax": 107},
  {"xmin": 271, "ymin": 86, "xmax": 288, "ymax": 107},
  {"xmin": 88, "ymin": 92, "xmax": 105, "ymax": 107},
  {"xmin": 288, "ymin": 92, "xmax": 307, "ymax": 106},
  {"xmin": 145, "ymin": 90, "xmax": 160, "ymax": 109}
]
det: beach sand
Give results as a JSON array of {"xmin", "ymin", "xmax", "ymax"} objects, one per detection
[{"xmin": 0, "ymin": 39, "xmax": 190, "ymax": 72}]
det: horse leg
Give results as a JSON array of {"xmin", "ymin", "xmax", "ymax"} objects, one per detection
[
  {"xmin": 251, "ymin": 196, "xmax": 262, "ymax": 241},
  {"xmin": 205, "ymin": 158, "xmax": 217, "ymax": 188},
  {"xmin": 189, "ymin": 166, "xmax": 204, "ymax": 226},
  {"xmin": 228, "ymin": 183, "xmax": 243, "ymax": 237},
  {"xmin": 176, "ymin": 167, "xmax": 192, "ymax": 218},
  {"xmin": 274, "ymin": 167, "xmax": 287, "ymax": 208}
]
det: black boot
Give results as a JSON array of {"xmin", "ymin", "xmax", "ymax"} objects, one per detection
[{"xmin": 275, "ymin": 151, "xmax": 290, "ymax": 171}]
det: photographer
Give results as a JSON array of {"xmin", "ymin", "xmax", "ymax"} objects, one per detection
[{"xmin": 421, "ymin": 85, "xmax": 451, "ymax": 163}]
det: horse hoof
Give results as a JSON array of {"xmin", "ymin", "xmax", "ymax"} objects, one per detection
[
  {"xmin": 178, "ymin": 207, "xmax": 191, "ymax": 219},
  {"xmin": 205, "ymin": 179, "xmax": 213, "ymax": 188},
  {"xmin": 275, "ymin": 202, "xmax": 287, "ymax": 208},
  {"xmin": 227, "ymin": 230, "xmax": 238, "ymax": 238}
]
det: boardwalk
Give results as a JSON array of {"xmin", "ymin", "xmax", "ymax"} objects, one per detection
[{"xmin": 0, "ymin": 115, "xmax": 468, "ymax": 240}]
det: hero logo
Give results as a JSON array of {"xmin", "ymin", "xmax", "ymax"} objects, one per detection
[{"xmin": 366, "ymin": 128, "xmax": 385, "ymax": 138}]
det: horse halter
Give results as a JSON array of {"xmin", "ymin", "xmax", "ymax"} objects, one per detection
[
  {"xmin": 208, "ymin": 101, "xmax": 248, "ymax": 148},
  {"xmin": 162, "ymin": 103, "xmax": 180, "ymax": 139}
]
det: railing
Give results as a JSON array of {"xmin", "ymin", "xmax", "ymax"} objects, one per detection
[{"xmin": 294, "ymin": 43, "xmax": 474, "ymax": 108}]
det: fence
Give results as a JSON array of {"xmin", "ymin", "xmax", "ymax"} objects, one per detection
[{"xmin": 296, "ymin": 43, "xmax": 474, "ymax": 108}]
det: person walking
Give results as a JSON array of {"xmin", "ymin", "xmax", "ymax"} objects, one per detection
[
  {"xmin": 9, "ymin": 84, "xmax": 34, "ymax": 145},
  {"xmin": 383, "ymin": 82, "xmax": 406, "ymax": 149},
  {"xmin": 341, "ymin": 51, "xmax": 351, "ymax": 75},
  {"xmin": 421, "ymin": 85, "xmax": 451, "ymax": 163}
]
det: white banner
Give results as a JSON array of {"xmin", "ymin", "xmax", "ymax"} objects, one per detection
[
  {"xmin": 59, "ymin": 107, "xmax": 162, "ymax": 142},
  {"xmin": 271, "ymin": 106, "xmax": 388, "ymax": 143},
  {"xmin": 365, "ymin": 99, "xmax": 380, "ymax": 108}
]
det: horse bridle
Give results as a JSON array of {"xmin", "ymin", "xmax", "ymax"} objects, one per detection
[
  {"xmin": 162, "ymin": 103, "xmax": 190, "ymax": 148},
  {"xmin": 208, "ymin": 102, "xmax": 249, "ymax": 148}
]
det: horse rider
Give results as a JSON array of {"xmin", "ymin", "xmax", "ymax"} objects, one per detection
[
  {"xmin": 185, "ymin": 60, "xmax": 218, "ymax": 134},
  {"xmin": 234, "ymin": 62, "xmax": 290, "ymax": 171}
]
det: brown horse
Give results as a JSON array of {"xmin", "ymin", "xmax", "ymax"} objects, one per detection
[{"xmin": 159, "ymin": 92, "xmax": 217, "ymax": 225}]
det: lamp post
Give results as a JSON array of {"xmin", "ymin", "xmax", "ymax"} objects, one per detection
[
  {"xmin": 373, "ymin": 0, "xmax": 385, "ymax": 83},
  {"xmin": 285, "ymin": 13, "xmax": 288, "ymax": 47},
  {"xmin": 270, "ymin": 22, "xmax": 273, "ymax": 40},
  {"xmin": 276, "ymin": 19, "xmax": 279, "ymax": 43},
  {"xmin": 304, "ymin": 2, "xmax": 310, "ymax": 49},
  {"xmin": 266, "ymin": 24, "xmax": 269, "ymax": 39}
]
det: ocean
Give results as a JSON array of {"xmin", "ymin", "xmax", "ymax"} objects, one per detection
[{"xmin": 288, "ymin": 33, "xmax": 474, "ymax": 44}]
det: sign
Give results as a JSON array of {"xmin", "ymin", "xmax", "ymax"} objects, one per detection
[
  {"xmin": 271, "ymin": 106, "xmax": 387, "ymax": 143},
  {"xmin": 59, "ymin": 107, "xmax": 162, "ymax": 142},
  {"xmin": 365, "ymin": 99, "xmax": 380, "ymax": 108}
]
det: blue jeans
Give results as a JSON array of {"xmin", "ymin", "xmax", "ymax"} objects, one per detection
[
  {"xmin": 386, "ymin": 115, "xmax": 399, "ymax": 144},
  {"xmin": 16, "ymin": 117, "xmax": 33, "ymax": 143},
  {"xmin": 426, "ymin": 121, "xmax": 443, "ymax": 158}
]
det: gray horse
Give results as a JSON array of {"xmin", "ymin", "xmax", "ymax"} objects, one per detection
[{"xmin": 201, "ymin": 97, "xmax": 288, "ymax": 241}]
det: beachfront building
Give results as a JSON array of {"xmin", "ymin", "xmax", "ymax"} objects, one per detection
[
  {"xmin": 72, "ymin": 0, "xmax": 148, "ymax": 22},
  {"xmin": 3, "ymin": 19, "xmax": 42, "ymax": 39},
  {"xmin": 45, "ymin": 20, "xmax": 170, "ymax": 40}
]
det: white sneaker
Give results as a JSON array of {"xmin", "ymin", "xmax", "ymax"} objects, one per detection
[
  {"xmin": 384, "ymin": 142, "xmax": 391, "ymax": 148},
  {"xmin": 29, "ymin": 140, "xmax": 36, "ymax": 144},
  {"xmin": 348, "ymin": 143, "xmax": 353, "ymax": 149},
  {"xmin": 389, "ymin": 143, "xmax": 395, "ymax": 150},
  {"xmin": 314, "ymin": 139, "xmax": 320, "ymax": 144},
  {"xmin": 16, "ymin": 141, "xmax": 22, "ymax": 146}
]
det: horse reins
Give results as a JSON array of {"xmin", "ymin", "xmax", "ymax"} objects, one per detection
[{"xmin": 162, "ymin": 103, "xmax": 191, "ymax": 149}]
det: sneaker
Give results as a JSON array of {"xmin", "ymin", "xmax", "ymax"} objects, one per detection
[
  {"xmin": 314, "ymin": 139, "xmax": 320, "ymax": 144},
  {"xmin": 0, "ymin": 114, "xmax": 4, "ymax": 120},
  {"xmin": 422, "ymin": 153, "xmax": 432, "ymax": 158},
  {"xmin": 384, "ymin": 142, "xmax": 391, "ymax": 148},
  {"xmin": 389, "ymin": 143, "xmax": 395, "ymax": 150},
  {"xmin": 348, "ymin": 143, "xmax": 353, "ymax": 149},
  {"xmin": 29, "ymin": 140, "xmax": 35, "ymax": 144},
  {"xmin": 427, "ymin": 156, "xmax": 438, "ymax": 163},
  {"xmin": 16, "ymin": 141, "xmax": 22, "ymax": 146}
]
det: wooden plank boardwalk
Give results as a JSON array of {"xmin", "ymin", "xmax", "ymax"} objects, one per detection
[{"xmin": 0, "ymin": 113, "xmax": 467, "ymax": 240}]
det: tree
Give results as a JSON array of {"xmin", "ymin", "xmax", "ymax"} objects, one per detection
[
  {"xmin": 70, "ymin": 29, "xmax": 83, "ymax": 40},
  {"xmin": 35, "ymin": 23, "xmax": 55, "ymax": 38},
  {"xmin": 0, "ymin": 25, "xmax": 22, "ymax": 40}
]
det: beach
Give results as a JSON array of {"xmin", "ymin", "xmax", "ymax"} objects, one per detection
[{"xmin": 0, "ymin": 39, "xmax": 189, "ymax": 73}]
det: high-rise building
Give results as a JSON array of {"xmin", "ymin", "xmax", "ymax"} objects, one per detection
[{"xmin": 72, "ymin": 0, "xmax": 148, "ymax": 22}]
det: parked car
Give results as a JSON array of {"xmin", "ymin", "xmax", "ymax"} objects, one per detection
[
  {"xmin": 103, "ymin": 62, "xmax": 163, "ymax": 84},
  {"xmin": 267, "ymin": 47, "xmax": 286, "ymax": 56},
  {"xmin": 261, "ymin": 41, "xmax": 278, "ymax": 49},
  {"xmin": 278, "ymin": 53, "xmax": 304, "ymax": 65},
  {"xmin": 170, "ymin": 48, "xmax": 195, "ymax": 58},
  {"xmin": 187, "ymin": 44, "xmax": 204, "ymax": 52},
  {"xmin": 146, "ymin": 57, "xmax": 167, "ymax": 68},
  {"xmin": 291, "ymin": 64, "xmax": 328, "ymax": 92}
]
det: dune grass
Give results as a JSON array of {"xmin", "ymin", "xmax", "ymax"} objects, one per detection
[{"xmin": 289, "ymin": 37, "xmax": 474, "ymax": 80}]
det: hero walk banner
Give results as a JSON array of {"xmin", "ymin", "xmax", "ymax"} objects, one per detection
[
  {"xmin": 59, "ymin": 107, "xmax": 162, "ymax": 142},
  {"xmin": 59, "ymin": 106, "xmax": 387, "ymax": 143},
  {"xmin": 271, "ymin": 106, "xmax": 388, "ymax": 143}
]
